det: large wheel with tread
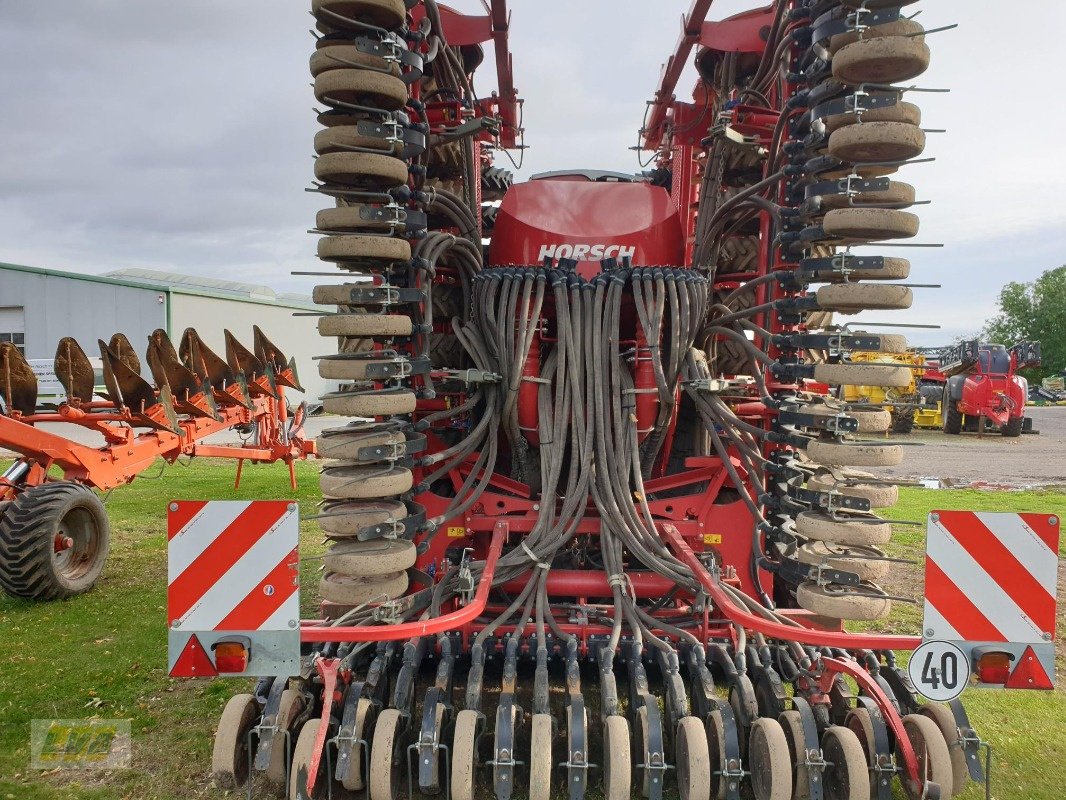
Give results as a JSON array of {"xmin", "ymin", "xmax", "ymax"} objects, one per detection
[
  {"xmin": 796, "ymin": 581, "xmax": 891, "ymax": 621},
  {"xmin": 821, "ymin": 725, "xmax": 872, "ymax": 800},
  {"xmin": 828, "ymin": 122, "xmax": 926, "ymax": 165},
  {"xmin": 806, "ymin": 439, "xmax": 904, "ymax": 468},
  {"xmin": 833, "ymin": 36, "xmax": 931, "ymax": 85},
  {"xmin": 267, "ymin": 689, "xmax": 307, "ymax": 784},
  {"xmin": 0, "ymin": 482, "xmax": 110, "ymax": 600},
  {"xmin": 289, "ymin": 718, "xmax": 328, "ymax": 799},
  {"xmin": 320, "ymin": 570, "xmax": 408, "ymax": 605},
  {"xmin": 369, "ymin": 708, "xmax": 402, "ymax": 800},
  {"xmin": 796, "ymin": 511, "xmax": 892, "ymax": 546},
  {"xmin": 212, "ymin": 693, "xmax": 259, "ymax": 789},
  {"xmin": 675, "ymin": 716, "xmax": 711, "ymax": 800},
  {"xmin": 900, "ymin": 714, "xmax": 954, "ymax": 800},
  {"xmin": 919, "ymin": 703, "xmax": 969, "ymax": 797},
  {"xmin": 1001, "ymin": 415, "xmax": 1023, "ymax": 437},
  {"xmin": 603, "ymin": 715, "xmax": 632, "ymax": 800},
  {"xmin": 529, "ymin": 713, "xmax": 553, "ymax": 800},
  {"xmin": 812, "ymin": 362, "xmax": 912, "ymax": 388},
  {"xmin": 942, "ymin": 386, "xmax": 962, "ymax": 434},
  {"xmin": 748, "ymin": 717, "xmax": 793, "ymax": 800},
  {"xmin": 451, "ymin": 710, "xmax": 480, "ymax": 800}
]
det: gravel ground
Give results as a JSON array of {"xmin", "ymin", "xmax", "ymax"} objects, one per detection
[{"xmin": 879, "ymin": 406, "xmax": 1066, "ymax": 488}]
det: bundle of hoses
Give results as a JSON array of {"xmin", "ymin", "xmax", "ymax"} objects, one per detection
[{"xmin": 694, "ymin": 0, "xmax": 935, "ymax": 620}]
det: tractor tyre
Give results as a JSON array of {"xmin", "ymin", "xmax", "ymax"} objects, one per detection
[
  {"xmin": 941, "ymin": 386, "xmax": 962, "ymax": 435},
  {"xmin": 0, "ymin": 482, "xmax": 110, "ymax": 600},
  {"xmin": 1001, "ymin": 415, "xmax": 1024, "ymax": 438},
  {"xmin": 891, "ymin": 407, "xmax": 915, "ymax": 434},
  {"xmin": 481, "ymin": 166, "xmax": 513, "ymax": 201}
]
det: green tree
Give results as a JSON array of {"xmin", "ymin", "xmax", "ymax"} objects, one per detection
[{"xmin": 982, "ymin": 265, "xmax": 1066, "ymax": 383}]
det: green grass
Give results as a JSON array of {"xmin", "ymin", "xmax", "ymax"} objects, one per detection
[{"xmin": 0, "ymin": 464, "xmax": 1063, "ymax": 799}]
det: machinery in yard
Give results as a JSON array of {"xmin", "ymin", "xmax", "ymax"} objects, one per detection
[
  {"xmin": 161, "ymin": 1, "xmax": 1057, "ymax": 798},
  {"xmin": 940, "ymin": 340, "xmax": 1040, "ymax": 436},
  {"xmin": 0, "ymin": 327, "xmax": 315, "ymax": 600},
  {"xmin": 840, "ymin": 350, "xmax": 926, "ymax": 434}
]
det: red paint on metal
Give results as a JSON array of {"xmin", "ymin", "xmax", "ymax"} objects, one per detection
[
  {"xmin": 1021, "ymin": 512, "xmax": 1061, "ymax": 553},
  {"xmin": 215, "ymin": 548, "xmax": 299, "ymax": 631},
  {"xmin": 167, "ymin": 500, "xmax": 208, "ymax": 541},
  {"xmin": 923, "ymin": 558, "xmax": 1005, "ymax": 642}
]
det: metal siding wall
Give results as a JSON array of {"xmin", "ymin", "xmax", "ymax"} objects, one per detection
[
  {"xmin": 0, "ymin": 269, "xmax": 164, "ymax": 375},
  {"xmin": 170, "ymin": 293, "xmax": 335, "ymax": 404}
]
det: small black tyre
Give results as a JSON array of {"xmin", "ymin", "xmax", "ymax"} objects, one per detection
[
  {"xmin": 0, "ymin": 482, "xmax": 110, "ymax": 600},
  {"xmin": 941, "ymin": 386, "xmax": 962, "ymax": 435},
  {"xmin": 1001, "ymin": 415, "xmax": 1024, "ymax": 438},
  {"xmin": 890, "ymin": 407, "xmax": 915, "ymax": 434}
]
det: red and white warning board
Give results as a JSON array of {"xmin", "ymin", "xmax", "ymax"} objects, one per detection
[
  {"xmin": 167, "ymin": 500, "xmax": 300, "ymax": 678},
  {"xmin": 922, "ymin": 510, "xmax": 1060, "ymax": 693}
]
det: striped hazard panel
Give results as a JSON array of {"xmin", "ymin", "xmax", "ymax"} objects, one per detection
[
  {"xmin": 924, "ymin": 511, "xmax": 1059, "ymax": 643},
  {"xmin": 167, "ymin": 500, "xmax": 299, "ymax": 632}
]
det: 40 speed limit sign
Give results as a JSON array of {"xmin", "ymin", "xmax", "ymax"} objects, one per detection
[{"xmin": 908, "ymin": 640, "xmax": 970, "ymax": 702}]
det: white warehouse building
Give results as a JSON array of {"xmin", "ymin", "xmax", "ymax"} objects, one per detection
[{"xmin": 0, "ymin": 262, "xmax": 336, "ymax": 405}]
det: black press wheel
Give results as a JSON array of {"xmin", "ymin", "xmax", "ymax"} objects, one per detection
[
  {"xmin": 1001, "ymin": 415, "xmax": 1024, "ymax": 438},
  {"xmin": 0, "ymin": 482, "xmax": 110, "ymax": 600}
]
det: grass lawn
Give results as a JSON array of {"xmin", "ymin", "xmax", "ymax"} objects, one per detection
[{"xmin": 0, "ymin": 460, "xmax": 1063, "ymax": 799}]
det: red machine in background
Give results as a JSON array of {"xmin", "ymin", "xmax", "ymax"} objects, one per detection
[{"xmin": 941, "ymin": 340, "xmax": 1040, "ymax": 436}]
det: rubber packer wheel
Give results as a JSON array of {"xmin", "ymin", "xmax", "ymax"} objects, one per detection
[
  {"xmin": 796, "ymin": 540, "xmax": 891, "ymax": 583},
  {"xmin": 900, "ymin": 713, "xmax": 954, "ymax": 800},
  {"xmin": 318, "ymin": 422, "xmax": 405, "ymax": 460},
  {"xmin": 319, "ymin": 313, "xmax": 413, "ymax": 338},
  {"xmin": 314, "ymin": 125, "xmax": 402, "ymax": 156},
  {"xmin": 267, "ymin": 689, "xmax": 307, "ymax": 784},
  {"xmin": 324, "ymin": 539, "xmax": 416, "ymax": 577},
  {"xmin": 314, "ymin": 69, "xmax": 408, "ymax": 111},
  {"xmin": 748, "ymin": 717, "xmax": 793, "ymax": 800},
  {"xmin": 312, "ymin": 0, "xmax": 405, "ymax": 31},
  {"xmin": 320, "ymin": 571, "xmax": 408, "ymax": 605},
  {"xmin": 317, "ymin": 205, "xmax": 406, "ymax": 234},
  {"xmin": 529, "ymin": 713, "xmax": 553, "ymax": 800},
  {"xmin": 0, "ymin": 482, "xmax": 110, "ymax": 600},
  {"xmin": 862, "ymin": 332, "xmax": 910, "ymax": 353},
  {"xmin": 833, "ymin": 36, "xmax": 931, "ymax": 85},
  {"xmin": 320, "ymin": 464, "xmax": 413, "ymax": 499},
  {"xmin": 451, "ymin": 709, "xmax": 479, "ymax": 800},
  {"xmin": 603, "ymin": 715, "xmax": 632, "ymax": 800},
  {"xmin": 796, "ymin": 581, "xmax": 892, "ymax": 621},
  {"xmin": 317, "ymin": 235, "xmax": 412, "ymax": 267},
  {"xmin": 812, "ymin": 257, "xmax": 911, "ymax": 283},
  {"xmin": 812, "ymin": 362, "xmax": 913, "ymax": 388},
  {"xmin": 369, "ymin": 708, "xmax": 402, "ymax": 800},
  {"xmin": 844, "ymin": 707, "xmax": 876, "ymax": 764},
  {"xmin": 676, "ymin": 716, "xmax": 711, "ymax": 800},
  {"xmin": 821, "ymin": 725, "xmax": 872, "ymax": 800},
  {"xmin": 319, "ymin": 355, "xmax": 408, "ymax": 381},
  {"xmin": 310, "ymin": 45, "xmax": 401, "ymax": 78},
  {"xmin": 799, "ymin": 403, "xmax": 891, "ymax": 434},
  {"xmin": 828, "ymin": 122, "xmax": 927, "ymax": 165},
  {"xmin": 777, "ymin": 710, "xmax": 809, "ymax": 799},
  {"xmin": 319, "ymin": 499, "xmax": 407, "ymax": 537},
  {"xmin": 818, "ymin": 180, "xmax": 915, "ymax": 210},
  {"xmin": 806, "ymin": 439, "xmax": 904, "ymax": 468},
  {"xmin": 342, "ymin": 697, "xmax": 376, "ymax": 791},
  {"xmin": 795, "ymin": 510, "xmax": 892, "ymax": 546},
  {"xmin": 822, "ymin": 208, "xmax": 920, "ymax": 243},
  {"xmin": 919, "ymin": 703, "xmax": 969, "ymax": 796},
  {"xmin": 323, "ymin": 388, "xmax": 417, "ymax": 417},
  {"xmin": 807, "ymin": 471, "xmax": 899, "ymax": 508},
  {"xmin": 212, "ymin": 694, "xmax": 259, "ymax": 789},
  {"xmin": 828, "ymin": 17, "xmax": 925, "ymax": 54},
  {"xmin": 824, "ymin": 100, "xmax": 922, "ymax": 134},
  {"xmin": 816, "ymin": 283, "xmax": 913, "ymax": 313},
  {"xmin": 314, "ymin": 152, "xmax": 410, "ymax": 189},
  {"xmin": 289, "ymin": 718, "xmax": 327, "ymax": 799},
  {"xmin": 704, "ymin": 710, "xmax": 730, "ymax": 800}
]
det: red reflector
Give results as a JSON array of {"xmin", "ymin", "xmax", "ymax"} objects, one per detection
[
  {"xmin": 976, "ymin": 651, "xmax": 1012, "ymax": 684},
  {"xmin": 213, "ymin": 641, "xmax": 249, "ymax": 673}
]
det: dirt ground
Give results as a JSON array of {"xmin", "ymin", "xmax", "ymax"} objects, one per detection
[{"xmin": 879, "ymin": 405, "xmax": 1066, "ymax": 488}]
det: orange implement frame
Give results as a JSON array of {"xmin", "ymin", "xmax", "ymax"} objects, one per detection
[{"xmin": 0, "ymin": 366, "xmax": 316, "ymax": 497}]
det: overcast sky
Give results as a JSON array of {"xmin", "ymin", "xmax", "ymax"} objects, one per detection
[{"xmin": 1, "ymin": 1, "xmax": 1062, "ymax": 346}]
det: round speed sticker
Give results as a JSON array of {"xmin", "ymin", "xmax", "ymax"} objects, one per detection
[{"xmin": 908, "ymin": 641, "xmax": 970, "ymax": 702}]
